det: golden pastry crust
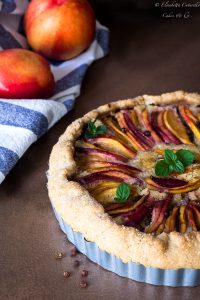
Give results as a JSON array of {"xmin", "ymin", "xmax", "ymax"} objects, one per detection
[{"xmin": 48, "ymin": 91, "xmax": 200, "ymax": 269}]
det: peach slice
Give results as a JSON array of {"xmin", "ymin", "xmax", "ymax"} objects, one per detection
[
  {"xmin": 77, "ymin": 175, "xmax": 121, "ymax": 190},
  {"xmin": 141, "ymin": 109, "xmax": 162, "ymax": 143},
  {"xmin": 123, "ymin": 111, "xmax": 155, "ymax": 148},
  {"xmin": 168, "ymin": 179, "xmax": 200, "ymax": 194},
  {"xmin": 187, "ymin": 207, "xmax": 197, "ymax": 231},
  {"xmin": 189, "ymin": 203, "xmax": 200, "ymax": 229},
  {"xmin": 145, "ymin": 195, "xmax": 171, "ymax": 233},
  {"xmin": 146, "ymin": 178, "xmax": 165, "ymax": 191},
  {"xmin": 108, "ymin": 203, "xmax": 140, "ymax": 215},
  {"xmin": 75, "ymin": 140, "xmax": 98, "ymax": 149},
  {"xmin": 146, "ymin": 177, "xmax": 187, "ymax": 192},
  {"xmin": 185, "ymin": 107, "xmax": 200, "ymax": 140},
  {"xmin": 76, "ymin": 147, "xmax": 128, "ymax": 162},
  {"xmin": 151, "ymin": 111, "xmax": 181, "ymax": 144},
  {"xmin": 163, "ymin": 109, "xmax": 192, "ymax": 144},
  {"xmin": 95, "ymin": 170, "xmax": 143, "ymax": 184},
  {"xmin": 146, "ymin": 177, "xmax": 200, "ymax": 194},
  {"xmin": 115, "ymin": 112, "xmax": 147, "ymax": 150},
  {"xmin": 156, "ymin": 219, "xmax": 166, "ymax": 235},
  {"xmin": 121, "ymin": 200, "xmax": 151, "ymax": 226},
  {"xmin": 185, "ymin": 108, "xmax": 199, "ymax": 123},
  {"xmin": 129, "ymin": 109, "xmax": 139, "ymax": 127},
  {"xmin": 91, "ymin": 182, "xmax": 137, "ymax": 206},
  {"xmin": 79, "ymin": 160, "xmax": 141, "ymax": 174},
  {"xmin": 105, "ymin": 201, "xmax": 132, "ymax": 213},
  {"xmin": 77, "ymin": 169, "xmax": 142, "ymax": 189},
  {"xmin": 157, "ymin": 111, "xmax": 181, "ymax": 144},
  {"xmin": 150, "ymin": 177, "xmax": 187, "ymax": 188},
  {"xmin": 87, "ymin": 135, "xmax": 136, "ymax": 159},
  {"xmin": 164, "ymin": 206, "xmax": 179, "ymax": 233},
  {"xmin": 107, "ymin": 195, "xmax": 147, "ymax": 215},
  {"xmin": 151, "ymin": 111, "xmax": 167, "ymax": 143},
  {"xmin": 179, "ymin": 205, "xmax": 187, "ymax": 233},
  {"xmin": 103, "ymin": 118, "xmax": 138, "ymax": 151},
  {"xmin": 179, "ymin": 105, "xmax": 200, "ymax": 141},
  {"xmin": 91, "ymin": 188, "xmax": 118, "ymax": 205},
  {"xmin": 145, "ymin": 201, "xmax": 162, "ymax": 233},
  {"xmin": 89, "ymin": 181, "xmax": 120, "ymax": 193}
]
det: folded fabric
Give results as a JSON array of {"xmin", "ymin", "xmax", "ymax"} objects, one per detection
[{"xmin": 0, "ymin": 0, "xmax": 109, "ymax": 184}]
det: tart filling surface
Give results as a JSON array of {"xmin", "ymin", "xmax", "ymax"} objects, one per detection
[{"xmin": 48, "ymin": 91, "xmax": 200, "ymax": 269}]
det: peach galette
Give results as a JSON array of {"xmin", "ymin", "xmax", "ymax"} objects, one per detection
[{"xmin": 48, "ymin": 91, "xmax": 200, "ymax": 269}]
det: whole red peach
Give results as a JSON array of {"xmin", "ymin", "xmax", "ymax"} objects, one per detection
[
  {"xmin": 0, "ymin": 49, "xmax": 55, "ymax": 99},
  {"xmin": 24, "ymin": 0, "xmax": 96, "ymax": 61}
]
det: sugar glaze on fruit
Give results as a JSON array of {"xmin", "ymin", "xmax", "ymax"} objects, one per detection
[{"xmin": 74, "ymin": 103, "xmax": 200, "ymax": 235}]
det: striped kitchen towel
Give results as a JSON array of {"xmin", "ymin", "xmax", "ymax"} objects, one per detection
[{"xmin": 0, "ymin": 0, "xmax": 109, "ymax": 184}]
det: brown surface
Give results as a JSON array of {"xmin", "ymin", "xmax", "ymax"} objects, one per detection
[{"xmin": 1, "ymin": 10, "xmax": 200, "ymax": 300}]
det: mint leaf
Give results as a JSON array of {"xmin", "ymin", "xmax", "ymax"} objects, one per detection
[
  {"xmin": 115, "ymin": 182, "xmax": 130, "ymax": 203},
  {"xmin": 84, "ymin": 122, "xmax": 107, "ymax": 139},
  {"xmin": 176, "ymin": 149, "xmax": 195, "ymax": 167},
  {"xmin": 173, "ymin": 160, "xmax": 184, "ymax": 173},
  {"xmin": 88, "ymin": 121, "xmax": 97, "ymax": 135},
  {"xmin": 96, "ymin": 124, "xmax": 107, "ymax": 135},
  {"xmin": 164, "ymin": 149, "xmax": 177, "ymax": 164},
  {"xmin": 155, "ymin": 160, "xmax": 171, "ymax": 177}
]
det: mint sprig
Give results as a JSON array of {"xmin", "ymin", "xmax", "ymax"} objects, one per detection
[
  {"xmin": 155, "ymin": 149, "xmax": 195, "ymax": 177},
  {"xmin": 84, "ymin": 121, "xmax": 107, "ymax": 139},
  {"xmin": 114, "ymin": 182, "xmax": 131, "ymax": 203}
]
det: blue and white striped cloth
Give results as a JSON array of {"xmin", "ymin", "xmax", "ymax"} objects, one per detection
[{"xmin": 0, "ymin": 0, "xmax": 109, "ymax": 184}]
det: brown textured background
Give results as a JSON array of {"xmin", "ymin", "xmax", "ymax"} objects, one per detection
[{"xmin": 1, "ymin": 4, "xmax": 200, "ymax": 299}]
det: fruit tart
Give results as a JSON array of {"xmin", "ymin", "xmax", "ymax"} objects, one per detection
[{"xmin": 48, "ymin": 91, "xmax": 200, "ymax": 286}]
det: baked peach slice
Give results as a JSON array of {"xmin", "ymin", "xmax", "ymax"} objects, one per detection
[
  {"xmin": 156, "ymin": 111, "xmax": 181, "ymax": 144},
  {"xmin": 179, "ymin": 105, "xmax": 200, "ymax": 141},
  {"xmin": 189, "ymin": 203, "xmax": 200, "ymax": 229},
  {"xmin": 103, "ymin": 117, "xmax": 138, "ymax": 151},
  {"xmin": 77, "ymin": 169, "xmax": 142, "ymax": 189},
  {"xmin": 120, "ymin": 195, "xmax": 152, "ymax": 226},
  {"xmin": 156, "ymin": 220, "xmax": 166, "ymax": 235},
  {"xmin": 75, "ymin": 140, "xmax": 98, "ymax": 149},
  {"xmin": 91, "ymin": 187, "xmax": 119, "ymax": 205},
  {"xmin": 146, "ymin": 176, "xmax": 200, "ymax": 194},
  {"xmin": 179, "ymin": 205, "xmax": 187, "ymax": 233},
  {"xmin": 146, "ymin": 177, "xmax": 187, "ymax": 192},
  {"xmin": 88, "ymin": 181, "xmax": 120, "ymax": 193},
  {"xmin": 106, "ymin": 195, "xmax": 147, "ymax": 215},
  {"xmin": 129, "ymin": 109, "xmax": 139, "ymax": 127},
  {"xmin": 76, "ymin": 147, "xmax": 128, "ymax": 162},
  {"xmin": 96, "ymin": 170, "xmax": 142, "ymax": 183},
  {"xmin": 123, "ymin": 110, "xmax": 155, "ymax": 148},
  {"xmin": 90, "ymin": 181, "xmax": 138, "ymax": 206},
  {"xmin": 163, "ymin": 109, "xmax": 192, "ymax": 144},
  {"xmin": 115, "ymin": 112, "xmax": 147, "ymax": 150},
  {"xmin": 168, "ymin": 179, "xmax": 200, "ymax": 194},
  {"xmin": 78, "ymin": 160, "xmax": 141, "ymax": 174},
  {"xmin": 145, "ymin": 195, "xmax": 171, "ymax": 233},
  {"xmin": 86, "ymin": 135, "xmax": 136, "ymax": 159},
  {"xmin": 141, "ymin": 109, "xmax": 162, "ymax": 143},
  {"xmin": 164, "ymin": 206, "xmax": 179, "ymax": 233},
  {"xmin": 187, "ymin": 207, "xmax": 197, "ymax": 231}
]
